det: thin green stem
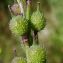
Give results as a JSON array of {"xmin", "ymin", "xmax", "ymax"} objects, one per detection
[
  {"xmin": 37, "ymin": 2, "xmax": 40, "ymax": 12},
  {"xmin": 26, "ymin": 0, "xmax": 33, "ymax": 46},
  {"xmin": 26, "ymin": 0, "xmax": 31, "ymax": 20},
  {"xmin": 22, "ymin": 0, "xmax": 26, "ymax": 17}
]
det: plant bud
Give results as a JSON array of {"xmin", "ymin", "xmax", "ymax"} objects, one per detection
[
  {"xmin": 11, "ymin": 57, "xmax": 27, "ymax": 63},
  {"xmin": 27, "ymin": 45, "xmax": 46, "ymax": 63},
  {"xmin": 31, "ymin": 2, "xmax": 46, "ymax": 31},
  {"xmin": 9, "ymin": 15, "xmax": 28, "ymax": 36},
  {"xmin": 11, "ymin": 4, "xmax": 21, "ymax": 15}
]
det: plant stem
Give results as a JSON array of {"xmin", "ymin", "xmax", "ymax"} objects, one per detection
[
  {"xmin": 26, "ymin": 0, "xmax": 31, "ymax": 20},
  {"xmin": 37, "ymin": 2, "xmax": 40, "ymax": 11},
  {"xmin": 22, "ymin": 0, "xmax": 27, "ymax": 17},
  {"xmin": 26, "ymin": 0, "xmax": 33, "ymax": 46},
  {"xmin": 33, "ymin": 31, "xmax": 39, "ymax": 45}
]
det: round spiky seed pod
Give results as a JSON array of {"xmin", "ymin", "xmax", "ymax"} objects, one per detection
[
  {"xmin": 27, "ymin": 44, "xmax": 46, "ymax": 63},
  {"xmin": 11, "ymin": 57, "xmax": 27, "ymax": 63},
  {"xmin": 31, "ymin": 2, "xmax": 46, "ymax": 31},
  {"xmin": 9, "ymin": 15, "xmax": 28, "ymax": 36}
]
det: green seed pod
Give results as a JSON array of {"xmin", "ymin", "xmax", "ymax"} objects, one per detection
[
  {"xmin": 9, "ymin": 15, "xmax": 28, "ymax": 36},
  {"xmin": 27, "ymin": 44, "xmax": 46, "ymax": 63},
  {"xmin": 31, "ymin": 2, "xmax": 46, "ymax": 31},
  {"xmin": 11, "ymin": 57, "xmax": 27, "ymax": 63}
]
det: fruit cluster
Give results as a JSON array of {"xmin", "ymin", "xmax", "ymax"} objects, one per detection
[{"xmin": 9, "ymin": 0, "xmax": 46, "ymax": 63}]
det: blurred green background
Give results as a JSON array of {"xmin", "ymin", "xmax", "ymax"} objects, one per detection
[{"xmin": 0, "ymin": 0, "xmax": 63, "ymax": 63}]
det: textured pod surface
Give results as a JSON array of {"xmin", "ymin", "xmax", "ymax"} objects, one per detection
[
  {"xmin": 31, "ymin": 11, "xmax": 46, "ymax": 31},
  {"xmin": 11, "ymin": 57, "xmax": 27, "ymax": 63},
  {"xmin": 27, "ymin": 45, "xmax": 46, "ymax": 63},
  {"xmin": 9, "ymin": 15, "xmax": 28, "ymax": 36}
]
